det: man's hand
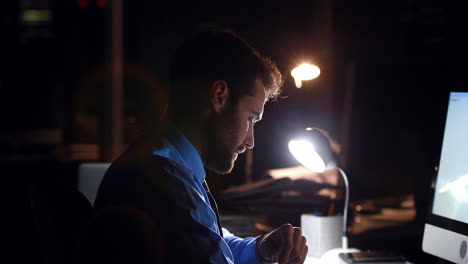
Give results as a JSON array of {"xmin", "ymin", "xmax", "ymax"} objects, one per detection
[{"xmin": 256, "ymin": 224, "xmax": 308, "ymax": 264}]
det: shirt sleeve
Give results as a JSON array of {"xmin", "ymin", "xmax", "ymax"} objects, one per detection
[{"xmin": 223, "ymin": 228, "xmax": 262, "ymax": 264}]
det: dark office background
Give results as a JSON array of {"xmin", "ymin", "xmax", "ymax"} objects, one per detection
[
  {"xmin": 1, "ymin": 1, "xmax": 467, "ymax": 262},
  {"xmin": 2, "ymin": 0, "xmax": 466, "ymax": 193}
]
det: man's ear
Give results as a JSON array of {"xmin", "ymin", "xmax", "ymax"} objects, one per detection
[{"xmin": 211, "ymin": 80, "xmax": 229, "ymax": 113}]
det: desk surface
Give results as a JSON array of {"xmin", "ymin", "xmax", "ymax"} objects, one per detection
[
  {"xmin": 305, "ymin": 256, "xmax": 324, "ymax": 264},
  {"xmin": 304, "ymin": 255, "xmax": 414, "ymax": 264}
]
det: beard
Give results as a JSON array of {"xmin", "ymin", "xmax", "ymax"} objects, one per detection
[
  {"xmin": 205, "ymin": 146, "xmax": 237, "ymax": 175},
  {"xmin": 204, "ymin": 109, "xmax": 241, "ymax": 174}
]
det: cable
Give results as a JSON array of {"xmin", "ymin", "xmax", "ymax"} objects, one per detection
[{"xmin": 337, "ymin": 167, "xmax": 349, "ymax": 249}]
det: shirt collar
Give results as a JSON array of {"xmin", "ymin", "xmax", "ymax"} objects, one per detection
[{"xmin": 154, "ymin": 124, "xmax": 206, "ymax": 184}]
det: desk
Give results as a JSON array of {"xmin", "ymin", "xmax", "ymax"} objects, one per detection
[
  {"xmin": 220, "ymin": 193, "xmax": 425, "ymax": 263},
  {"xmin": 305, "ymin": 256, "xmax": 325, "ymax": 264},
  {"xmin": 349, "ymin": 207, "xmax": 416, "ymax": 235},
  {"xmin": 345, "ymin": 196, "xmax": 426, "ymax": 263},
  {"xmin": 305, "ymin": 254, "xmax": 414, "ymax": 264}
]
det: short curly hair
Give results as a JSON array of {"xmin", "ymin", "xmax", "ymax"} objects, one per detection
[{"xmin": 169, "ymin": 27, "xmax": 283, "ymax": 118}]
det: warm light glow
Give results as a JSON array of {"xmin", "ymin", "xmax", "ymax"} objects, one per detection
[
  {"xmin": 290, "ymin": 64, "xmax": 320, "ymax": 88},
  {"xmin": 288, "ymin": 140, "xmax": 326, "ymax": 173},
  {"xmin": 21, "ymin": 9, "xmax": 52, "ymax": 23},
  {"xmin": 267, "ymin": 166, "xmax": 318, "ymax": 180},
  {"xmin": 439, "ymin": 174, "xmax": 468, "ymax": 193}
]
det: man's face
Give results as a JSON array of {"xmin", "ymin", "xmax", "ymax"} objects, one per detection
[{"xmin": 205, "ymin": 79, "xmax": 266, "ymax": 174}]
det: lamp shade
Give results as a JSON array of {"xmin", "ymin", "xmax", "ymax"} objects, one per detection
[{"xmin": 288, "ymin": 128, "xmax": 337, "ymax": 173}]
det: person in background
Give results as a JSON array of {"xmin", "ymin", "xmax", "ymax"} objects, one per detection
[{"xmin": 85, "ymin": 27, "xmax": 308, "ymax": 264}]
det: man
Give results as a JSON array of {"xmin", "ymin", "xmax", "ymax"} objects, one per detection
[{"xmin": 89, "ymin": 28, "xmax": 308, "ymax": 264}]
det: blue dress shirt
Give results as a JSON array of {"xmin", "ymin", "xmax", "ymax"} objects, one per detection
[
  {"xmin": 95, "ymin": 123, "xmax": 262, "ymax": 263},
  {"xmin": 151, "ymin": 126, "xmax": 261, "ymax": 264}
]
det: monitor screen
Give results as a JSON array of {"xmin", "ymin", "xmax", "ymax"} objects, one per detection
[
  {"xmin": 432, "ymin": 92, "xmax": 468, "ymax": 223},
  {"xmin": 78, "ymin": 163, "xmax": 111, "ymax": 206},
  {"xmin": 423, "ymin": 91, "xmax": 468, "ymax": 264}
]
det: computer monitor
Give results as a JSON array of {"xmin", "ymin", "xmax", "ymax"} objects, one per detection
[
  {"xmin": 77, "ymin": 162, "xmax": 111, "ymax": 206},
  {"xmin": 422, "ymin": 91, "xmax": 468, "ymax": 264}
]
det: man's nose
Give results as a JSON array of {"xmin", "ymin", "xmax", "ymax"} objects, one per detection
[{"xmin": 244, "ymin": 124, "xmax": 255, "ymax": 149}]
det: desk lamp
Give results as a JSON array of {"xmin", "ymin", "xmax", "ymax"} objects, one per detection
[{"xmin": 288, "ymin": 128, "xmax": 359, "ymax": 261}]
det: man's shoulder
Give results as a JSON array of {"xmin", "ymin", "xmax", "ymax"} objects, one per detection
[
  {"xmin": 108, "ymin": 149, "xmax": 189, "ymax": 178},
  {"xmin": 95, "ymin": 153, "xmax": 191, "ymax": 209},
  {"xmin": 101, "ymin": 153, "xmax": 174, "ymax": 189}
]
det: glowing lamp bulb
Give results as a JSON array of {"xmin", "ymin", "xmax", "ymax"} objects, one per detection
[
  {"xmin": 291, "ymin": 64, "xmax": 321, "ymax": 88},
  {"xmin": 288, "ymin": 139, "xmax": 326, "ymax": 173}
]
